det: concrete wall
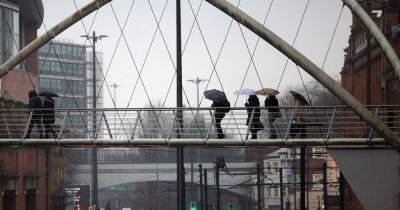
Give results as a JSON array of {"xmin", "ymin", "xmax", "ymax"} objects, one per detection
[{"xmin": 329, "ymin": 149, "xmax": 400, "ymax": 210}]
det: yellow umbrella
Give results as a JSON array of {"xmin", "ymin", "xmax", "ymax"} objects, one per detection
[{"xmin": 256, "ymin": 88, "xmax": 280, "ymax": 96}]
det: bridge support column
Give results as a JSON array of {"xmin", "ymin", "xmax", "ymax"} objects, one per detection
[{"xmin": 329, "ymin": 149, "xmax": 400, "ymax": 210}]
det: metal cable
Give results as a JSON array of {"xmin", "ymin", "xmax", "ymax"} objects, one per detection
[
  {"xmin": 109, "ymin": 2, "xmax": 167, "ymax": 141},
  {"xmin": 276, "ymin": 0, "xmax": 312, "ymax": 90},
  {"xmin": 310, "ymin": 5, "xmax": 345, "ymax": 104}
]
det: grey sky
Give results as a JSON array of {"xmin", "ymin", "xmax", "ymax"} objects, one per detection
[{"xmin": 38, "ymin": 0, "xmax": 352, "ymax": 108}]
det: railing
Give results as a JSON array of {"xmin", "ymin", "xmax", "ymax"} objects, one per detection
[{"xmin": 0, "ymin": 105, "xmax": 398, "ymax": 146}]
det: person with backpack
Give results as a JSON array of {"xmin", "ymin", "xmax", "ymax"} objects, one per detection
[
  {"xmin": 26, "ymin": 90, "xmax": 43, "ymax": 139},
  {"xmin": 211, "ymin": 99, "xmax": 231, "ymax": 139},
  {"xmin": 245, "ymin": 95, "xmax": 264, "ymax": 139},
  {"xmin": 42, "ymin": 96, "xmax": 56, "ymax": 138},
  {"xmin": 265, "ymin": 95, "xmax": 281, "ymax": 139}
]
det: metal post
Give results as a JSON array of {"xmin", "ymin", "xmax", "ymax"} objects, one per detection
[
  {"xmin": 323, "ymin": 161, "xmax": 328, "ymax": 210},
  {"xmin": 339, "ymin": 172, "xmax": 345, "ymax": 210},
  {"xmin": 280, "ymin": 168, "xmax": 284, "ymax": 210},
  {"xmin": 300, "ymin": 146, "xmax": 306, "ymax": 210},
  {"xmin": 91, "ymin": 31, "xmax": 98, "ymax": 210},
  {"xmin": 199, "ymin": 164, "xmax": 204, "ymax": 210},
  {"xmin": 80, "ymin": 30, "xmax": 106, "ymax": 210},
  {"xmin": 215, "ymin": 162, "xmax": 220, "ymax": 210},
  {"xmin": 176, "ymin": 0, "xmax": 185, "ymax": 209},
  {"xmin": 293, "ymin": 148, "xmax": 297, "ymax": 210},
  {"xmin": 204, "ymin": 169, "xmax": 208, "ymax": 210},
  {"xmin": 257, "ymin": 163, "xmax": 262, "ymax": 210},
  {"xmin": 366, "ymin": 2, "xmax": 371, "ymax": 105}
]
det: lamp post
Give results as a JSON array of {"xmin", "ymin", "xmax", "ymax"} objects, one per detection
[
  {"xmin": 109, "ymin": 83, "xmax": 120, "ymax": 136},
  {"xmin": 81, "ymin": 31, "xmax": 107, "ymax": 210},
  {"xmin": 186, "ymin": 77, "xmax": 209, "ymax": 109}
]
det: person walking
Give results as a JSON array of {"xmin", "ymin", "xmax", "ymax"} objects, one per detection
[
  {"xmin": 245, "ymin": 95, "xmax": 264, "ymax": 139},
  {"xmin": 26, "ymin": 90, "xmax": 43, "ymax": 139},
  {"xmin": 290, "ymin": 98, "xmax": 307, "ymax": 138},
  {"xmin": 212, "ymin": 99, "xmax": 231, "ymax": 139},
  {"xmin": 265, "ymin": 95, "xmax": 281, "ymax": 139},
  {"xmin": 42, "ymin": 96, "xmax": 56, "ymax": 138}
]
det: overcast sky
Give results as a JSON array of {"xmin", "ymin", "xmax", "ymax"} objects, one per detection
[{"xmin": 38, "ymin": 0, "xmax": 352, "ymax": 108}]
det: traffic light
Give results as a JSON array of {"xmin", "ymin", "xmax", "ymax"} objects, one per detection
[
  {"xmin": 228, "ymin": 202, "xmax": 235, "ymax": 210},
  {"xmin": 190, "ymin": 201, "xmax": 197, "ymax": 210}
]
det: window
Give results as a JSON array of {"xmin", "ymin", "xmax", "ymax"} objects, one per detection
[
  {"xmin": 39, "ymin": 79, "xmax": 45, "ymax": 88},
  {"xmin": 0, "ymin": 5, "xmax": 20, "ymax": 65},
  {"xmin": 274, "ymin": 188, "xmax": 278, "ymax": 197},
  {"xmin": 57, "ymin": 79, "xmax": 62, "ymax": 90},
  {"xmin": 44, "ymin": 78, "xmax": 50, "ymax": 89}
]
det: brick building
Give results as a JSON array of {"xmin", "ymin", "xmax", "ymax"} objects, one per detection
[
  {"xmin": 0, "ymin": 1, "xmax": 66, "ymax": 210},
  {"xmin": 340, "ymin": 0, "xmax": 400, "ymax": 209},
  {"xmin": 341, "ymin": 0, "xmax": 400, "ymax": 105}
]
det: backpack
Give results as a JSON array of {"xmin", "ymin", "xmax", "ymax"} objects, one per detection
[{"xmin": 221, "ymin": 100, "xmax": 231, "ymax": 113}]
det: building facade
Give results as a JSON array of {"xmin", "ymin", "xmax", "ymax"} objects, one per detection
[
  {"xmin": 341, "ymin": 0, "xmax": 400, "ymax": 105},
  {"xmin": 0, "ymin": 0, "xmax": 43, "ymax": 103},
  {"xmin": 0, "ymin": 1, "xmax": 68, "ymax": 210},
  {"xmin": 262, "ymin": 148, "xmax": 340, "ymax": 210},
  {"xmin": 38, "ymin": 41, "xmax": 87, "ymax": 110},
  {"xmin": 340, "ymin": 1, "xmax": 400, "ymax": 209}
]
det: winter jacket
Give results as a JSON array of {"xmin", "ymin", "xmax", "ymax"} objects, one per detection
[
  {"xmin": 245, "ymin": 95, "xmax": 262, "ymax": 125},
  {"xmin": 28, "ymin": 90, "xmax": 43, "ymax": 119},
  {"xmin": 42, "ymin": 97, "xmax": 55, "ymax": 124}
]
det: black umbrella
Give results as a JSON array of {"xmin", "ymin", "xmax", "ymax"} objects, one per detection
[
  {"xmin": 204, "ymin": 89, "xmax": 227, "ymax": 103},
  {"xmin": 38, "ymin": 91, "xmax": 59, "ymax": 98},
  {"xmin": 289, "ymin": 90, "xmax": 309, "ymax": 105}
]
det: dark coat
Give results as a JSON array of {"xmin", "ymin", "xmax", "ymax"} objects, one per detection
[
  {"xmin": 245, "ymin": 95, "xmax": 262, "ymax": 128},
  {"xmin": 265, "ymin": 95, "xmax": 279, "ymax": 112},
  {"xmin": 42, "ymin": 97, "xmax": 55, "ymax": 124},
  {"xmin": 28, "ymin": 90, "xmax": 43, "ymax": 119},
  {"xmin": 212, "ymin": 100, "xmax": 231, "ymax": 119}
]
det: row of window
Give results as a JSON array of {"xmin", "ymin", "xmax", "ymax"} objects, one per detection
[
  {"xmin": 38, "ymin": 60, "xmax": 86, "ymax": 77},
  {"xmin": 39, "ymin": 43, "xmax": 86, "ymax": 58},
  {"xmin": 266, "ymin": 187, "xmax": 287, "ymax": 197},
  {"xmin": 39, "ymin": 78, "xmax": 86, "ymax": 95},
  {"xmin": 54, "ymin": 97, "xmax": 87, "ymax": 109}
]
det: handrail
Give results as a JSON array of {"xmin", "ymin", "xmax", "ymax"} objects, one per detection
[{"xmin": 0, "ymin": 105, "xmax": 397, "ymax": 148}]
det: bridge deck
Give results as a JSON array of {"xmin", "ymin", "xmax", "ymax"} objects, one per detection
[
  {"xmin": 1, "ymin": 138, "xmax": 388, "ymax": 147},
  {"xmin": 0, "ymin": 106, "xmax": 397, "ymax": 147}
]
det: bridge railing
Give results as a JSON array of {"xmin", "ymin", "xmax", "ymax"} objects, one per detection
[{"xmin": 0, "ymin": 105, "xmax": 398, "ymax": 145}]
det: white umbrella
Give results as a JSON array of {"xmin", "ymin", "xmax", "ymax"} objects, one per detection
[{"xmin": 234, "ymin": 88, "xmax": 256, "ymax": 95}]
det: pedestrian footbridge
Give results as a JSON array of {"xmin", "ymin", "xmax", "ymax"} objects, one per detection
[{"xmin": 0, "ymin": 106, "xmax": 397, "ymax": 147}]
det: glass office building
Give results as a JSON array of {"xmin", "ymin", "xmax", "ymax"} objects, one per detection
[
  {"xmin": 0, "ymin": 2, "xmax": 19, "ymax": 64},
  {"xmin": 38, "ymin": 41, "xmax": 88, "ymax": 109}
]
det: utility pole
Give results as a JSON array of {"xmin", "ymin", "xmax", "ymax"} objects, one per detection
[
  {"xmin": 204, "ymin": 169, "xmax": 208, "ymax": 210},
  {"xmin": 300, "ymin": 146, "xmax": 306, "ymax": 210},
  {"xmin": 81, "ymin": 31, "xmax": 107, "ymax": 210},
  {"xmin": 323, "ymin": 161, "xmax": 328, "ymax": 210},
  {"xmin": 214, "ymin": 158, "xmax": 225, "ymax": 210},
  {"xmin": 215, "ymin": 163, "xmax": 220, "ymax": 210},
  {"xmin": 176, "ymin": 0, "xmax": 185, "ymax": 209},
  {"xmin": 199, "ymin": 164, "xmax": 204, "ymax": 210},
  {"xmin": 279, "ymin": 168, "xmax": 284, "ymax": 210},
  {"xmin": 257, "ymin": 163, "xmax": 262, "ymax": 210},
  {"xmin": 186, "ymin": 77, "xmax": 209, "ymax": 109}
]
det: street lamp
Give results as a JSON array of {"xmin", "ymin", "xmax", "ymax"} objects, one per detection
[
  {"xmin": 81, "ymin": 31, "xmax": 107, "ymax": 210},
  {"xmin": 186, "ymin": 77, "xmax": 208, "ymax": 109},
  {"xmin": 109, "ymin": 83, "xmax": 121, "ymax": 136}
]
